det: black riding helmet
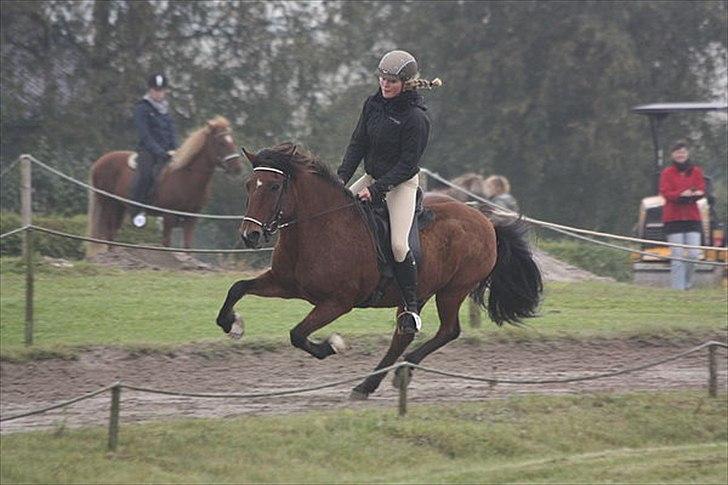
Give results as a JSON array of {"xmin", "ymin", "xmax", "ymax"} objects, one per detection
[{"xmin": 147, "ymin": 73, "xmax": 168, "ymax": 89}]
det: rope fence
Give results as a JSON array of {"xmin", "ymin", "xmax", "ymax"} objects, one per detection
[
  {"xmin": 420, "ymin": 168, "xmax": 727, "ymax": 253},
  {"xmin": 9, "ymin": 154, "xmax": 726, "ymax": 252},
  {"xmin": 21, "ymin": 154, "xmax": 244, "ymax": 220},
  {"xmin": 2, "ymin": 154, "xmax": 726, "ymax": 345},
  {"xmin": 1, "ymin": 341, "xmax": 725, "ymax": 452}
]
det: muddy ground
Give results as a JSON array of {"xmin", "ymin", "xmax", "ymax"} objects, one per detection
[{"xmin": 2, "ymin": 334, "xmax": 725, "ymax": 434}]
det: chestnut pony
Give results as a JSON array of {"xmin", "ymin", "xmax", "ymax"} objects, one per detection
[
  {"xmin": 86, "ymin": 116, "xmax": 243, "ymax": 256},
  {"xmin": 216, "ymin": 143, "xmax": 542, "ymax": 399}
]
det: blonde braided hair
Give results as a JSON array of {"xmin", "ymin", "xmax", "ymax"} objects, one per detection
[{"xmin": 404, "ymin": 77, "xmax": 443, "ymax": 91}]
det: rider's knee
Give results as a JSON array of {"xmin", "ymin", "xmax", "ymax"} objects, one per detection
[{"xmin": 391, "ymin": 242, "xmax": 410, "ymax": 262}]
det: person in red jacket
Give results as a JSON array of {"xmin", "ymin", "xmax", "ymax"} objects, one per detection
[{"xmin": 659, "ymin": 140, "xmax": 705, "ymax": 290}]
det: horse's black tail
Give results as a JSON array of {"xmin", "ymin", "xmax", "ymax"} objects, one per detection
[{"xmin": 471, "ymin": 218, "xmax": 543, "ymax": 326}]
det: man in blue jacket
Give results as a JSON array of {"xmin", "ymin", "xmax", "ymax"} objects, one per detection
[{"xmin": 130, "ymin": 73, "xmax": 179, "ymax": 228}]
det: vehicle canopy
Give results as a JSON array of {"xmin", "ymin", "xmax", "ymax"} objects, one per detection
[{"xmin": 631, "ymin": 102, "xmax": 727, "ymax": 193}]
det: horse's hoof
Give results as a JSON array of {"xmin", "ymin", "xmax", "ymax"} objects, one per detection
[
  {"xmin": 349, "ymin": 389, "xmax": 369, "ymax": 401},
  {"xmin": 327, "ymin": 333, "xmax": 347, "ymax": 354},
  {"xmin": 228, "ymin": 313, "xmax": 244, "ymax": 340},
  {"xmin": 392, "ymin": 366, "xmax": 412, "ymax": 389}
]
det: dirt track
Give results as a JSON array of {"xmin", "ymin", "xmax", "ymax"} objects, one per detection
[{"xmin": 2, "ymin": 334, "xmax": 726, "ymax": 434}]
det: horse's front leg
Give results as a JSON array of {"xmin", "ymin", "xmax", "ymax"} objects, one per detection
[
  {"xmin": 289, "ymin": 301, "xmax": 351, "ymax": 360},
  {"xmin": 216, "ymin": 270, "xmax": 293, "ymax": 334}
]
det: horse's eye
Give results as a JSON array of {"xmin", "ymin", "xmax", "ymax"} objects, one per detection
[{"xmin": 271, "ymin": 184, "xmax": 281, "ymax": 191}]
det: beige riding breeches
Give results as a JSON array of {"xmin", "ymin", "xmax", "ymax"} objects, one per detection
[{"xmin": 349, "ymin": 173, "xmax": 419, "ymax": 262}]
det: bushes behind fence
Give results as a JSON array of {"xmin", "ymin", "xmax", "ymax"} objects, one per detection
[{"xmin": 0, "ymin": 212, "xmax": 157, "ymax": 260}]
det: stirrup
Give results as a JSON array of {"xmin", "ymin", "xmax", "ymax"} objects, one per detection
[
  {"xmin": 132, "ymin": 212, "xmax": 147, "ymax": 228},
  {"xmin": 397, "ymin": 310, "xmax": 422, "ymax": 334}
]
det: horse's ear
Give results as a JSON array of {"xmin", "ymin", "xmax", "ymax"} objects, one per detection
[{"xmin": 240, "ymin": 146, "xmax": 258, "ymax": 167}]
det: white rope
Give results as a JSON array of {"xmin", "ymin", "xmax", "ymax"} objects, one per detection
[
  {"xmin": 22, "ymin": 155, "xmax": 244, "ymax": 220},
  {"xmin": 542, "ymin": 223, "xmax": 727, "ymax": 267},
  {"xmin": 14, "ymin": 155, "xmax": 728, "ymax": 254},
  {"xmin": 29, "ymin": 224, "xmax": 273, "ymax": 254},
  {"xmin": 0, "ymin": 158, "xmax": 20, "ymax": 179},
  {"xmin": 421, "ymin": 168, "xmax": 727, "ymax": 252},
  {"xmin": 0, "ymin": 225, "xmax": 30, "ymax": 239}
]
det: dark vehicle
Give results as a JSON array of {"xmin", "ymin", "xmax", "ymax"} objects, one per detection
[{"xmin": 631, "ymin": 102, "xmax": 727, "ymax": 286}]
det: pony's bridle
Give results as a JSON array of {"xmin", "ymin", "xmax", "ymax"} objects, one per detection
[
  {"xmin": 242, "ymin": 166, "xmax": 291, "ymax": 241},
  {"xmin": 214, "ymin": 129, "xmax": 242, "ymax": 170}
]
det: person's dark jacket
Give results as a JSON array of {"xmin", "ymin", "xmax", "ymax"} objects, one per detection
[
  {"xmin": 133, "ymin": 99, "xmax": 178, "ymax": 158},
  {"xmin": 338, "ymin": 90, "xmax": 430, "ymax": 198}
]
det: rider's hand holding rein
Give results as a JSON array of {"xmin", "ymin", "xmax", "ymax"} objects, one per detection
[{"xmin": 336, "ymin": 49, "xmax": 441, "ymax": 334}]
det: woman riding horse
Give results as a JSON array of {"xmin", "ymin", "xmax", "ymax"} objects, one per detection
[
  {"xmin": 338, "ymin": 49, "xmax": 442, "ymax": 335},
  {"xmin": 217, "ymin": 141, "xmax": 542, "ymax": 399}
]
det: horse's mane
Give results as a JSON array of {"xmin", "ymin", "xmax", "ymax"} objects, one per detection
[
  {"xmin": 257, "ymin": 142, "xmax": 356, "ymax": 201},
  {"xmin": 168, "ymin": 116, "xmax": 231, "ymax": 171}
]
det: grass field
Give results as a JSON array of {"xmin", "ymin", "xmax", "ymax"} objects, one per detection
[
  {"xmin": 1, "ymin": 257, "xmax": 726, "ymax": 360},
  {"xmin": 1, "ymin": 390, "xmax": 726, "ymax": 483}
]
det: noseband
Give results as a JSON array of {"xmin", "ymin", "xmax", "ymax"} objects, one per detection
[{"xmin": 242, "ymin": 167, "xmax": 290, "ymax": 241}]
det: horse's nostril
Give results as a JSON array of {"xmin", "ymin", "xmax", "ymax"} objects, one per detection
[{"xmin": 243, "ymin": 231, "xmax": 261, "ymax": 248}]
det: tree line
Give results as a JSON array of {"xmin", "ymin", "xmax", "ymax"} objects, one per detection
[{"xmin": 1, "ymin": 0, "xmax": 726, "ymax": 242}]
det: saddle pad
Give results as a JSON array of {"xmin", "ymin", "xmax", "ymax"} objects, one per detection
[{"xmin": 127, "ymin": 152, "xmax": 138, "ymax": 170}]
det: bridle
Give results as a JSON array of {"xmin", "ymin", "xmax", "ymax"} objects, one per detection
[
  {"xmin": 242, "ymin": 166, "xmax": 290, "ymax": 241},
  {"xmin": 242, "ymin": 165, "xmax": 358, "ymax": 242},
  {"xmin": 213, "ymin": 129, "xmax": 242, "ymax": 171}
]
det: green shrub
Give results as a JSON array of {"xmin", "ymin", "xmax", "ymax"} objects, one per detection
[
  {"xmin": 0, "ymin": 212, "xmax": 158, "ymax": 260},
  {"xmin": 537, "ymin": 237, "xmax": 633, "ymax": 282}
]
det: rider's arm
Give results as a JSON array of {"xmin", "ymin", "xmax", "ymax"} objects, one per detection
[
  {"xmin": 338, "ymin": 100, "xmax": 370, "ymax": 185},
  {"xmin": 169, "ymin": 114, "xmax": 180, "ymax": 150},
  {"xmin": 369, "ymin": 110, "xmax": 429, "ymax": 198},
  {"xmin": 133, "ymin": 102, "xmax": 167, "ymax": 158}
]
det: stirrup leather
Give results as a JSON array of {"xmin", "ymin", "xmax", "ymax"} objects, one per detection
[{"xmin": 397, "ymin": 310, "xmax": 422, "ymax": 331}]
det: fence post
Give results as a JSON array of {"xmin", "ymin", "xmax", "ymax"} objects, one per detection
[
  {"xmin": 468, "ymin": 299, "xmax": 481, "ymax": 328},
  {"xmin": 20, "ymin": 155, "xmax": 34, "ymax": 346},
  {"xmin": 108, "ymin": 383, "xmax": 121, "ymax": 452},
  {"xmin": 708, "ymin": 345, "xmax": 717, "ymax": 398},
  {"xmin": 397, "ymin": 365, "xmax": 412, "ymax": 417}
]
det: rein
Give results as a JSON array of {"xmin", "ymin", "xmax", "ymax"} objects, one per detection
[{"xmin": 243, "ymin": 166, "xmax": 358, "ymax": 241}]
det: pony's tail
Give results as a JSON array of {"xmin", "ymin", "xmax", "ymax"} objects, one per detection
[
  {"xmin": 470, "ymin": 219, "xmax": 542, "ymax": 325},
  {"xmin": 85, "ymin": 171, "xmax": 106, "ymax": 258}
]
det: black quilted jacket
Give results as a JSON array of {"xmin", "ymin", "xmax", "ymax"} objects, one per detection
[{"xmin": 338, "ymin": 90, "xmax": 430, "ymax": 197}]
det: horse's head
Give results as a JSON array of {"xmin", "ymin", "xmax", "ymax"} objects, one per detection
[
  {"xmin": 238, "ymin": 144, "xmax": 296, "ymax": 248},
  {"xmin": 205, "ymin": 118, "xmax": 244, "ymax": 175}
]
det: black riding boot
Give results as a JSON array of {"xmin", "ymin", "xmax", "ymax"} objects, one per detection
[{"xmin": 393, "ymin": 251, "xmax": 421, "ymax": 334}]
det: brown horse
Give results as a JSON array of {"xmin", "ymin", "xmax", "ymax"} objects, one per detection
[
  {"xmin": 215, "ymin": 143, "xmax": 542, "ymax": 398},
  {"xmin": 86, "ymin": 116, "xmax": 244, "ymax": 256}
]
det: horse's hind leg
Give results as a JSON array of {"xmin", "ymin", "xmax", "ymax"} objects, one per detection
[
  {"xmin": 351, "ymin": 310, "xmax": 416, "ymax": 399},
  {"xmin": 401, "ymin": 290, "xmax": 467, "ymax": 366}
]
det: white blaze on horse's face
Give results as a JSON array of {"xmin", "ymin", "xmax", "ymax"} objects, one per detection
[{"xmin": 240, "ymin": 169, "xmax": 286, "ymax": 246}]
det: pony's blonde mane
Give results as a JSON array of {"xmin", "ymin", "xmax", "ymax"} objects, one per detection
[{"xmin": 168, "ymin": 116, "xmax": 231, "ymax": 171}]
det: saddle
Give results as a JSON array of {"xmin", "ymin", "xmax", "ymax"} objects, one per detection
[
  {"xmin": 356, "ymin": 188, "xmax": 434, "ymax": 307},
  {"xmin": 127, "ymin": 152, "xmax": 139, "ymax": 170}
]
